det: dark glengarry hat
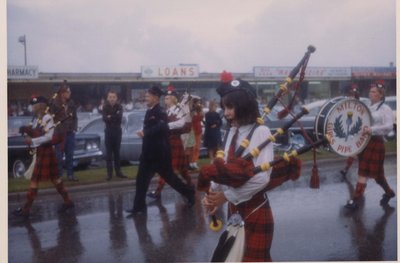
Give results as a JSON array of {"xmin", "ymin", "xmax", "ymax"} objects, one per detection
[
  {"xmin": 30, "ymin": 95, "xmax": 48, "ymax": 105},
  {"xmin": 216, "ymin": 71, "xmax": 257, "ymax": 99},
  {"xmin": 147, "ymin": 86, "xmax": 164, "ymax": 97}
]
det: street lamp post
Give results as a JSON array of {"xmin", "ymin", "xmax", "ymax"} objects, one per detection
[{"xmin": 18, "ymin": 35, "xmax": 27, "ymax": 66}]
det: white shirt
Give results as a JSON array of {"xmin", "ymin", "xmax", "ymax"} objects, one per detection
[
  {"xmin": 369, "ymin": 101, "xmax": 394, "ymax": 136},
  {"xmin": 31, "ymin": 114, "xmax": 54, "ymax": 148},
  {"xmin": 167, "ymin": 105, "xmax": 186, "ymax": 130},
  {"xmin": 211, "ymin": 124, "xmax": 274, "ymax": 205}
]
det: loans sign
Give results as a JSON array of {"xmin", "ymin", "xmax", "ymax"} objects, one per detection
[{"xmin": 141, "ymin": 65, "xmax": 199, "ymax": 78}]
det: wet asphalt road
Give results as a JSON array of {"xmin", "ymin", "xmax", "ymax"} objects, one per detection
[{"xmin": 8, "ymin": 156, "xmax": 397, "ymax": 262}]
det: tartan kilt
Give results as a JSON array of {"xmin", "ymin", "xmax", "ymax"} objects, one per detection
[
  {"xmin": 169, "ymin": 134, "xmax": 187, "ymax": 171},
  {"xmin": 358, "ymin": 136, "xmax": 385, "ymax": 179},
  {"xmin": 229, "ymin": 189, "xmax": 274, "ymax": 262},
  {"xmin": 32, "ymin": 145, "xmax": 58, "ymax": 181}
]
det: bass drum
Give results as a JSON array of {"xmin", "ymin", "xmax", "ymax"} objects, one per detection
[{"xmin": 314, "ymin": 97, "xmax": 372, "ymax": 157}]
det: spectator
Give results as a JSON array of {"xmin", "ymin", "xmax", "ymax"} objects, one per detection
[
  {"xmin": 49, "ymin": 80, "xmax": 78, "ymax": 182},
  {"xmin": 102, "ymin": 90, "xmax": 128, "ymax": 181},
  {"xmin": 203, "ymin": 100, "xmax": 222, "ymax": 162},
  {"xmin": 189, "ymin": 97, "xmax": 203, "ymax": 170}
]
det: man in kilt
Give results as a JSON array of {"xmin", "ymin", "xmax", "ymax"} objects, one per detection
[
  {"xmin": 13, "ymin": 96, "xmax": 74, "ymax": 218},
  {"xmin": 345, "ymin": 81, "xmax": 395, "ymax": 210},
  {"xmin": 147, "ymin": 86, "xmax": 193, "ymax": 199},
  {"xmin": 201, "ymin": 75, "xmax": 275, "ymax": 262}
]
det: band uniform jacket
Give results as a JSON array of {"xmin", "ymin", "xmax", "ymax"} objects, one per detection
[{"xmin": 140, "ymin": 103, "xmax": 171, "ymax": 163}]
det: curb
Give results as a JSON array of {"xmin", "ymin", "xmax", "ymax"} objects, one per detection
[{"xmin": 8, "ymin": 153, "xmax": 396, "ymax": 203}]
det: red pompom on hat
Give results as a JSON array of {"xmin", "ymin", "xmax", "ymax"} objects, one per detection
[
  {"xmin": 30, "ymin": 95, "xmax": 48, "ymax": 105},
  {"xmin": 220, "ymin": 70, "xmax": 233, "ymax": 83},
  {"xmin": 166, "ymin": 85, "xmax": 178, "ymax": 97}
]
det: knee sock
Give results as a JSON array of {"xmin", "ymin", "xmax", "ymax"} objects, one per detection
[
  {"xmin": 375, "ymin": 177, "xmax": 394, "ymax": 195},
  {"xmin": 23, "ymin": 188, "xmax": 38, "ymax": 213},
  {"xmin": 55, "ymin": 182, "xmax": 73, "ymax": 204},
  {"xmin": 353, "ymin": 182, "xmax": 367, "ymax": 200}
]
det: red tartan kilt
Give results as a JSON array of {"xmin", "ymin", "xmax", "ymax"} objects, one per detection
[
  {"xmin": 169, "ymin": 134, "xmax": 187, "ymax": 171},
  {"xmin": 358, "ymin": 136, "xmax": 385, "ymax": 179},
  {"xmin": 229, "ymin": 190, "xmax": 274, "ymax": 262},
  {"xmin": 32, "ymin": 145, "xmax": 58, "ymax": 181}
]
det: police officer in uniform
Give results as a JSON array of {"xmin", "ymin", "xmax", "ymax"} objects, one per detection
[{"xmin": 126, "ymin": 86, "xmax": 195, "ymax": 215}]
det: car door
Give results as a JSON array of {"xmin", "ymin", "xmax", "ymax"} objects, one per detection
[{"xmin": 120, "ymin": 111, "xmax": 145, "ymax": 162}]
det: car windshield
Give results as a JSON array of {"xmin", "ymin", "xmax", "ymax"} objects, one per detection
[
  {"xmin": 8, "ymin": 117, "xmax": 32, "ymax": 137},
  {"xmin": 80, "ymin": 118, "xmax": 105, "ymax": 133},
  {"xmin": 126, "ymin": 112, "xmax": 145, "ymax": 133}
]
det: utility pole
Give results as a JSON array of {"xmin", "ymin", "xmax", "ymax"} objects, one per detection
[{"xmin": 18, "ymin": 35, "xmax": 27, "ymax": 66}]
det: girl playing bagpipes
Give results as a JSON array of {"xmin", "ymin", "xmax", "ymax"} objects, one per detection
[
  {"xmin": 199, "ymin": 73, "xmax": 304, "ymax": 262},
  {"xmin": 13, "ymin": 95, "xmax": 74, "ymax": 218},
  {"xmin": 201, "ymin": 76, "xmax": 275, "ymax": 262}
]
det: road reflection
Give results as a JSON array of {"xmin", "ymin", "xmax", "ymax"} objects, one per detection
[
  {"xmin": 15, "ymin": 210, "xmax": 83, "ymax": 263},
  {"xmin": 108, "ymin": 193, "xmax": 128, "ymax": 257},
  {"xmin": 342, "ymin": 175, "xmax": 396, "ymax": 261},
  {"xmin": 130, "ymin": 199, "xmax": 200, "ymax": 262}
]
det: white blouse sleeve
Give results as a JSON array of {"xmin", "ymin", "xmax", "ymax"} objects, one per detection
[
  {"xmin": 223, "ymin": 126, "xmax": 274, "ymax": 205},
  {"xmin": 371, "ymin": 104, "xmax": 394, "ymax": 136},
  {"xmin": 31, "ymin": 115, "xmax": 54, "ymax": 147},
  {"xmin": 167, "ymin": 107, "xmax": 186, "ymax": 130}
]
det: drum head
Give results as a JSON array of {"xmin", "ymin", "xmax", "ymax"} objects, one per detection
[{"xmin": 315, "ymin": 97, "xmax": 372, "ymax": 157}]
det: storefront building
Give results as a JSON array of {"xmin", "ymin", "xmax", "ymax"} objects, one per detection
[{"xmin": 7, "ymin": 65, "xmax": 396, "ymax": 115}]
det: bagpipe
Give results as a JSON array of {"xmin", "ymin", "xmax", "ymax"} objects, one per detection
[
  {"xmin": 199, "ymin": 45, "xmax": 323, "ymax": 233},
  {"xmin": 19, "ymin": 94, "xmax": 72, "ymax": 179},
  {"xmin": 260, "ymin": 45, "xmax": 316, "ymax": 121},
  {"xmin": 166, "ymin": 86, "xmax": 194, "ymax": 134}
]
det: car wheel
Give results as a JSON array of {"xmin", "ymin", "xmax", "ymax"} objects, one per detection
[{"xmin": 12, "ymin": 159, "xmax": 27, "ymax": 179}]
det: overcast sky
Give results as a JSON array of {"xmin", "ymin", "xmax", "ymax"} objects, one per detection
[{"xmin": 6, "ymin": 0, "xmax": 397, "ymax": 73}]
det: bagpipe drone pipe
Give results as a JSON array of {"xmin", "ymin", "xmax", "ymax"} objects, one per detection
[{"xmin": 198, "ymin": 134, "xmax": 331, "ymax": 193}]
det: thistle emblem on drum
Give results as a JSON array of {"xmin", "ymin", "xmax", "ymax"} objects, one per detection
[{"xmin": 333, "ymin": 111, "xmax": 362, "ymax": 142}]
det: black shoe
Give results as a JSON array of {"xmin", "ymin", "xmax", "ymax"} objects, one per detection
[
  {"xmin": 106, "ymin": 177, "xmax": 112, "ymax": 181},
  {"xmin": 125, "ymin": 208, "xmax": 147, "ymax": 215},
  {"xmin": 12, "ymin": 208, "xmax": 29, "ymax": 218},
  {"xmin": 147, "ymin": 191, "xmax": 161, "ymax": 200},
  {"xmin": 116, "ymin": 173, "xmax": 128, "ymax": 178},
  {"xmin": 380, "ymin": 192, "xmax": 395, "ymax": 206},
  {"xmin": 68, "ymin": 176, "xmax": 79, "ymax": 182},
  {"xmin": 58, "ymin": 202, "xmax": 75, "ymax": 213},
  {"xmin": 344, "ymin": 199, "xmax": 358, "ymax": 210}
]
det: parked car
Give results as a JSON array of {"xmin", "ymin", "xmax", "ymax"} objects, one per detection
[
  {"xmin": 259, "ymin": 101, "xmax": 326, "ymax": 150},
  {"xmin": 8, "ymin": 116, "xmax": 103, "ymax": 178},
  {"xmin": 78, "ymin": 110, "xmax": 146, "ymax": 163}
]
